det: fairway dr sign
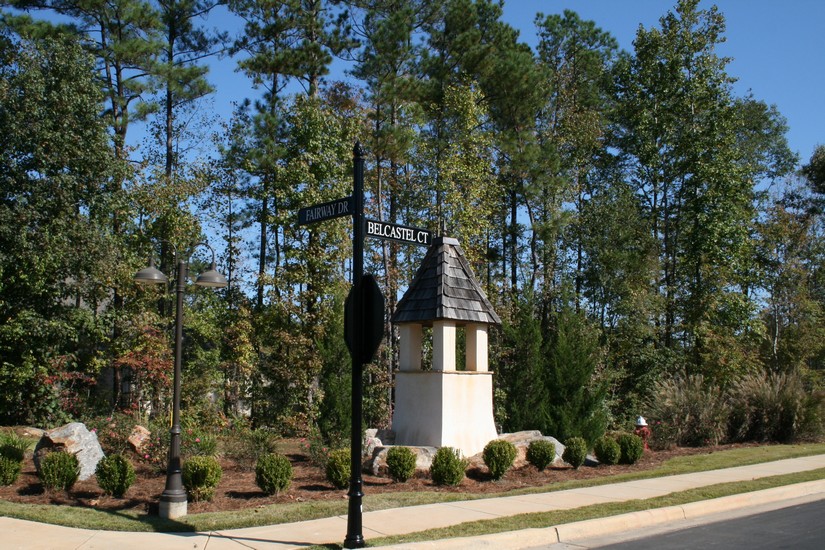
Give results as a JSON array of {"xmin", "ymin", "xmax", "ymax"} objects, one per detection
[{"xmin": 297, "ymin": 196, "xmax": 353, "ymax": 225}]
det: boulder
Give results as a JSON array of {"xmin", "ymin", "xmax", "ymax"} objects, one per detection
[
  {"xmin": 34, "ymin": 422, "xmax": 104, "ymax": 481},
  {"xmin": 127, "ymin": 425, "xmax": 151, "ymax": 454},
  {"xmin": 491, "ymin": 431, "xmax": 566, "ymax": 468},
  {"xmin": 365, "ymin": 445, "xmax": 439, "ymax": 476},
  {"xmin": 365, "ymin": 431, "xmax": 569, "ymax": 477}
]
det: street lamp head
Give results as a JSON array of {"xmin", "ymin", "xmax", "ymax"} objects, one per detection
[
  {"xmin": 134, "ymin": 257, "xmax": 169, "ymax": 285},
  {"xmin": 195, "ymin": 261, "xmax": 228, "ymax": 288}
]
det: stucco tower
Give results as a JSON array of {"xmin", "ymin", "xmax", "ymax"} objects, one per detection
[{"xmin": 391, "ymin": 236, "xmax": 501, "ymax": 457}]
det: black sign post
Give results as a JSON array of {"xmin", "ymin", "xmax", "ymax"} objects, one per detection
[
  {"xmin": 344, "ymin": 144, "xmax": 367, "ymax": 549},
  {"xmin": 297, "ymin": 143, "xmax": 430, "ymax": 549}
]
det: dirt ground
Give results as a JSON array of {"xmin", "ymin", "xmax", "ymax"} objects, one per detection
[{"xmin": 0, "ymin": 441, "xmax": 756, "ymax": 516}]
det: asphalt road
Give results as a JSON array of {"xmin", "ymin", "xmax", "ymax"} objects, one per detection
[{"xmin": 595, "ymin": 498, "xmax": 825, "ymax": 550}]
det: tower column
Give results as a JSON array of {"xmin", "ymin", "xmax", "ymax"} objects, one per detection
[
  {"xmin": 432, "ymin": 320, "xmax": 456, "ymax": 371},
  {"xmin": 465, "ymin": 324, "xmax": 488, "ymax": 372},
  {"xmin": 398, "ymin": 324, "xmax": 422, "ymax": 371}
]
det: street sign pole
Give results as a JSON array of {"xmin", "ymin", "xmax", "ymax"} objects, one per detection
[
  {"xmin": 344, "ymin": 142, "xmax": 366, "ymax": 549},
  {"xmin": 295, "ymin": 142, "xmax": 423, "ymax": 548}
]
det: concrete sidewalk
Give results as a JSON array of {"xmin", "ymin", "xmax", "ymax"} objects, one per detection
[{"xmin": 1, "ymin": 454, "xmax": 824, "ymax": 550}]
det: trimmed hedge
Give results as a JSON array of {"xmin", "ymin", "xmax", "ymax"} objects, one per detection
[
  {"xmin": 182, "ymin": 455, "xmax": 222, "ymax": 502},
  {"xmin": 255, "ymin": 453, "xmax": 293, "ymax": 495},
  {"xmin": 562, "ymin": 437, "xmax": 587, "ymax": 470},
  {"xmin": 95, "ymin": 454, "xmax": 136, "ymax": 497},
  {"xmin": 325, "ymin": 449, "xmax": 350, "ymax": 490},
  {"xmin": 618, "ymin": 433, "xmax": 644, "ymax": 465},
  {"xmin": 483, "ymin": 440, "xmax": 517, "ymax": 480},
  {"xmin": 386, "ymin": 446, "xmax": 417, "ymax": 482},
  {"xmin": 430, "ymin": 447, "xmax": 467, "ymax": 486},
  {"xmin": 593, "ymin": 436, "xmax": 621, "ymax": 465},
  {"xmin": 526, "ymin": 440, "xmax": 556, "ymax": 471},
  {"xmin": 39, "ymin": 451, "xmax": 80, "ymax": 492}
]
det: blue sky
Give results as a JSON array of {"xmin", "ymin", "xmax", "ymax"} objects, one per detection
[
  {"xmin": 499, "ymin": 0, "xmax": 823, "ymax": 163},
  {"xmin": 204, "ymin": 1, "xmax": 822, "ymax": 165}
]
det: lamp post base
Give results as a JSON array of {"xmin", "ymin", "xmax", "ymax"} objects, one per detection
[{"xmin": 159, "ymin": 496, "xmax": 187, "ymax": 519}]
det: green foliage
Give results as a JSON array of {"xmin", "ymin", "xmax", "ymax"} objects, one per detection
[
  {"xmin": 0, "ymin": 431, "xmax": 30, "ymax": 485},
  {"xmin": 325, "ymin": 449, "xmax": 351, "ymax": 490},
  {"xmin": 429, "ymin": 447, "xmax": 468, "ymax": 486},
  {"xmin": 222, "ymin": 426, "xmax": 280, "ymax": 468},
  {"xmin": 386, "ymin": 447, "xmax": 417, "ymax": 483},
  {"xmin": 645, "ymin": 373, "xmax": 730, "ymax": 446},
  {"xmin": 648, "ymin": 421, "xmax": 680, "ymax": 451},
  {"xmin": 39, "ymin": 451, "xmax": 80, "ymax": 492},
  {"xmin": 85, "ymin": 413, "xmax": 137, "ymax": 455},
  {"xmin": 593, "ymin": 436, "xmax": 621, "ymax": 466},
  {"xmin": 317, "ymin": 287, "xmax": 353, "ymax": 445},
  {"xmin": 0, "ymin": 432, "xmax": 30, "ymax": 463},
  {"xmin": 499, "ymin": 302, "xmax": 609, "ymax": 444},
  {"xmin": 138, "ymin": 421, "xmax": 171, "ymax": 471},
  {"xmin": 182, "ymin": 429, "xmax": 218, "ymax": 458},
  {"xmin": 617, "ymin": 434, "xmax": 644, "ymax": 465},
  {"xmin": 182, "ymin": 456, "xmax": 222, "ymax": 502},
  {"xmin": 498, "ymin": 294, "xmax": 547, "ymax": 433},
  {"xmin": 562, "ymin": 437, "xmax": 588, "ymax": 470},
  {"xmin": 95, "ymin": 454, "xmax": 136, "ymax": 498},
  {"xmin": 482, "ymin": 440, "xmax": 517, "ymax": 481},
  {"xmin": 526, "ymin": 440, "xmax": 556, "ymax": 471},
  {"xmin": 255, "ymin": 453, "xmax": 293, "ymax": 496},
  {"xmin": 301, "ymin": 431, "xmax": 333, "ymax": 468},
  {"xmin": 0, "ymin": 457, "xmax": 23, "ymax": 486},
  {"xmin": 0, "ymin": 31, "xmax": 126, "ymax": 426}
]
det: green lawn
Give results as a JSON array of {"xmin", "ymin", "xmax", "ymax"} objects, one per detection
[{"xmin": 0, "ymin": 443, "xmax": 823, "ymax": 533}]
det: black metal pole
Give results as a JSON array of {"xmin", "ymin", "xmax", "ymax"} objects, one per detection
[
  {"xmin": 344, "ymin": 142, "xmax": 366, "ymax": 548},
  {"xmin": 160, "ymin": 258, "xmax": 188, "ymax": 518}
]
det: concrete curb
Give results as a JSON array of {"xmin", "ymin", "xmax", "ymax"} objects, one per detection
[{"xmin": 376, "ymin": 479, "xmax": 825, "ymax": 549}]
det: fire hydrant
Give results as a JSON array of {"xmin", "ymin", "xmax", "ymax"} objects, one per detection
[{"xmin": 634, "ymin": 416, "xmax": 651, "ymax": 450}]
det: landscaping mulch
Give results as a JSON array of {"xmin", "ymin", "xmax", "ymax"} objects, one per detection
[{"xmin": 0, "ymin": 441, "xmax": 758, "ymax": 515}]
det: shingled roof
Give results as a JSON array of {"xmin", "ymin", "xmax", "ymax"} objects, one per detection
[{"xmin": 392, "ymin": 236, "xmax": 501, "ymax": 326}]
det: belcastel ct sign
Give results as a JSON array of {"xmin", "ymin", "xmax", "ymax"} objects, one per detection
[{"xmin": 365, "ymin": 219, "xmax": 432, "ymax": 246}]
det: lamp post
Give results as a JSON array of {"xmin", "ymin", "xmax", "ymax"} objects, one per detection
[{"xmin": 134, "ymin": 242, "xmax": 227, "ymax": 519}]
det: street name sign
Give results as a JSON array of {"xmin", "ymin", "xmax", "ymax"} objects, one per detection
[
  {"xmin": 298, "ymin": 196, "xmax": 353, "ymax": 225},
  {"xmin": 365, "ymin": 219, "xmax": 432, "ymax": 246}
]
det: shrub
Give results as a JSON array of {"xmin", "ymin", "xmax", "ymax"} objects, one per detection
[
  {"xmin": 593, "ymin": 436, "xmax": 621, "ymax": 465},
  {"xmin": 526, "ymin": 440, "xmax": 556, "ymax": 471},
  {"xmin": 302, "ymin": 431, "xmax": 332, "ymax": 468},
  {"xmin": 39, "ymin": 451, "xmax": 80, "ymax": 492},
  {"xmin": 85, "ymin": 413, "xmax": 136, "ymax": 455},
  {"xmin": 562, "ymin": 437, "xmax": 587, "ymax": 469},
  {"xmin": 140, "ymin": 421, "xmax": 171, "ymax": 471},
  {"xmin": 617, "ymin": 433, "xmax": 644, "ymax": 464},
  {"xmin": 430, "ymin": 447, "xmax": 468, "ymax": 486},
  {"xmin": 182, "ymin": 429, "xmax": 218, "ymax": 457},
  {"xmin": 182, "ymin": 455, "xmax": 222, "ymax": 502},
  {"xmin": 482, "ymin": 440, "xmax": 517, "ymax": 481},
  {"xmin": 645, "ymin": 373, "xmax": 729, "ymax": 446},
  {"xmin": 648, "ymin": 420, "xmax": 679, "ymax": 451},
  {"xmin": 325, "ymin": 448, "xmax": 351, "ymax": 490},
  {"xmin": 255, "ymin": 453, "xmax": 293, "ymax": 495},
  {"xmin": 95, "ymin": 454, "xmax": 136, "ymax": 498},
  {"xmin": 0, "ymin": 432, "xmax": 30, "ymax": 463},
  {"xmin": 728, "ymin": 370, "xmax": 823, "ymax": 443},
  {"xmin": 0, "ymin": 456, "xmax": 22, "ymax": 485},
  {"xmin": 386, "ymin": 446, "xmax": 417, "ymax": 482}
]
